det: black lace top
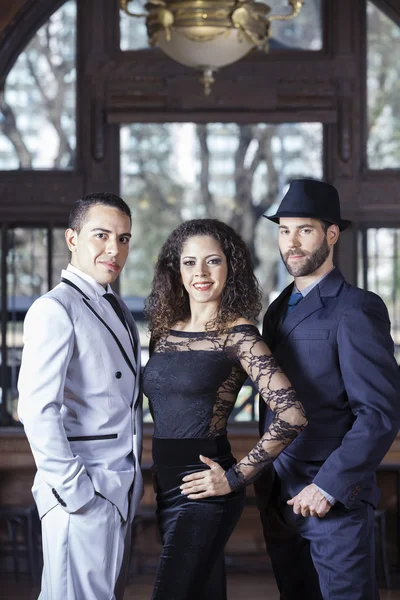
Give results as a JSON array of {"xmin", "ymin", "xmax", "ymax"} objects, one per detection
[{"xmin": 143, "ymin": 324, "xmax": 307, "ymax": 489}]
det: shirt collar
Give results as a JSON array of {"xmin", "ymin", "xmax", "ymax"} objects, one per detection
[
  {"xmin": 66, "ymin": 264, "xmax": 113, "ymax": 296},
  {"xmin": 294, "ymin": 267, "xmax": 336, "ymax": 297}
]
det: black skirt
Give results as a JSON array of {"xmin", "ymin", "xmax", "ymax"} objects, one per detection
[{"xmin": 151, "ymin": 436, "xmax": 246, "ymax": 600}]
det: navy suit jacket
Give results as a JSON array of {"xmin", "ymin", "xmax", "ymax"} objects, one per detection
[{"xmin": 261, "ymin": 268, "xmax": 400, "ymax": 509}]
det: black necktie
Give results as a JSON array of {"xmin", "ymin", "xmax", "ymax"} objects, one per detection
[
  {"xmin": 103, "ymin": 293, "xmax": 128, "ymax": 330},
  {"xmin": 284, "ymin": 292, "xmax": 303, "ymax": 320}
]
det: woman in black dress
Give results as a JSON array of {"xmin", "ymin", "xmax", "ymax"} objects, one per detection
[{"xmin": 143, "ymin": 219, "xmax": 307, "ymax": 600}]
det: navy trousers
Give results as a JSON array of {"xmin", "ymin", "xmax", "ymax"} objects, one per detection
[{"xmin": 255, "ymin": 456, "xmax": 379, "ymax": 600}]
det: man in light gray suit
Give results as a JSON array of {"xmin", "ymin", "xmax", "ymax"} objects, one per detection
[{"xmin": 18, "ymin": 192, "xmax": 143, "ymax": 600}]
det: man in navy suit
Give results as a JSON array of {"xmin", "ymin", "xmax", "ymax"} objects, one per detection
[{"xmin": 256, "ymin": 179, "xmax": 400, "ymax": 599}]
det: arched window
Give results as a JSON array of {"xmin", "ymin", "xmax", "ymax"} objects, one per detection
[{"xmin": 0, "ymin": 1, "xmax": 76, "ymax": 169}]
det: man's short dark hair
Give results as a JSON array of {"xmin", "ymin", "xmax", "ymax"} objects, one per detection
[{"xmin": 68, "ymin": 192, "xmax": 131, "ymax": 232}]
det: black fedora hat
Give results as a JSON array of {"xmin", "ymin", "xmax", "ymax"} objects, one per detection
[{"xmin": 264, "ymin": 179, "xmax": 351, "ymax": 231}]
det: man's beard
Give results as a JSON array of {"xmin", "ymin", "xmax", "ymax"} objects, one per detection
[{"xmin": 281, "ymin": 236, "xmax": 330, "ymax": 277}]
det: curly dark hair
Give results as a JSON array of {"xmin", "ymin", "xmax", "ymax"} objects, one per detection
[{"xmin": 145, "ymin": 219, "xmax": 262, "ymax": 340}]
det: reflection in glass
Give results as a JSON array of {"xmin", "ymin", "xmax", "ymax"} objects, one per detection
[
  {"xmin": 367, "ymin": 2, "xmax": 400, "ymax": 169},
  {"xmin": 119, "ymin": 0, "xmax": 322, "ymax": 52},
  {"xmin": 0, "ymin": 1, "xmax": 77, "ymax": 170},
  {"xmin": 358, "ymin": 228, "xmax": 400, "ymax": 359}
]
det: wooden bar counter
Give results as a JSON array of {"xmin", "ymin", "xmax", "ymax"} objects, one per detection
[{"xmin": 1, "ymin": 426, "xmax": 400, "ymax": 569}]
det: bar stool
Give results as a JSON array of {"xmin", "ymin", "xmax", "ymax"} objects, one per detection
[{"xmin": 0, "ymin": 504, "xmax": 41, "ymax": 583}]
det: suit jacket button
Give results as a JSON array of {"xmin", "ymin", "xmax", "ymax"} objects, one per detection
[{"xmin": 115, "ymin": 371, "xmax": 122, "ymax": 379}]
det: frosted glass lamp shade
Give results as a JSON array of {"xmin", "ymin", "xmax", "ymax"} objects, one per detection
[{"xmin": 157, "ymin": 27, "xmax": 255, "ymax": 69}]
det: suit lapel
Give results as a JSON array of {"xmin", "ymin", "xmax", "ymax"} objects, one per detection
[
  {"xmin": 276, "ymin": 268, "xmax": 346, "ymax": 343},
  {"xmin": 263, "ymin": 284, "xmax": 292, "ymax": 351},
  {"xmin": 279, "ymin": 286, "xmax": 324, "ymax": 339},
  {"xmin": 114, "ymin": 296, "xmax": 138, "ymax": 363},
  {"xmin": 81, "ymin": 298, "xmax": 137, "ymax": 377},
  {"xmin": 103, "ymin": 294, "xmax": 137, "ymax": 373},
  {"xmin": 272, "ymin": 286, "xmax": 292, "ymax": 332},
  {"xmin": 118, "ymin": 302, "xmax": 143, "ymax": 422},
  {"xmin": 61, "ymin": 271, "xmax": 136, "ymax": 377}
]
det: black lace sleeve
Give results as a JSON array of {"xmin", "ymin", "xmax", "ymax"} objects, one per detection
[{"xmin": 224, "ymin": 325, "xmax": 307, "ymax": 491}]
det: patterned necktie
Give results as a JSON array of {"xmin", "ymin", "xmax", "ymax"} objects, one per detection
[
  {"xmin": 285, "ymin": 292, "xmax": 303, "ymax": 318},
  {"xmin": 103, "ymin": 293, "xmax": 128, "ymax": 330}
]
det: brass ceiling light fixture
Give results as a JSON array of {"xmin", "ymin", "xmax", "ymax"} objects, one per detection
[{"xmin": 120, "ymin": 0, "xmax": 305, "ymax": 95}]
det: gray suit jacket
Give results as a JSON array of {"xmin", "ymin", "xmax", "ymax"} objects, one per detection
[{"xmin": 18, "ymin": 268, "xmax": 143, "ymax": 522}]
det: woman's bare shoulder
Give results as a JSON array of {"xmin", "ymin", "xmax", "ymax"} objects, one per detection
[{"xmin": 230, "ymin": 317, "xmax": 257, "ymax": 327}]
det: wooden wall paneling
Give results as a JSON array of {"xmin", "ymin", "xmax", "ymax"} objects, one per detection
[
  {"xmin": 77, "ymin": 0, "xmax": 121, "ymax": 196},
  {"xmin": 0, "ymin": 173, "xmax": 84, "ymax": 224},
  {"xmin": 103, "ymin": 51, "xmax": 342, "ymax": 118},
  {"xmin": 325, "ymin": 0, "xmax": 364, "ymax": 185},
  {"xmin": 0, "ymin": 430, "xmax": 35, "ymax": 505},
  {"xmin": 322, "ymin": 0, "xmax": 366, "ymax": 283},
  {"xmin": 107, "ymin": 109, "xmax": 337, "ymax": 125},
  {"xmin": 2, "ymin": 425, "xmax": 400, "ymax": 567}
]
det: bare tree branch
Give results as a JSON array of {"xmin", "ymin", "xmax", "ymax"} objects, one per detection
[
  {"xmin": 25, "ymin": 50, "xmax": 73, "ymax": 168},
  {"xmin": 254, "ymin": 126, "xmax": 280, "ymax": 219},
  {"xmin": 196, "ymin": 124, "xmax": 214, "ymax": 217},
  {"xmin": 0, "ymin": 92, "xmax": 32, "ymax": 168}
]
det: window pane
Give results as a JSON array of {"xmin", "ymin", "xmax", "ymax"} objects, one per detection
[
  {"xmin": 0, "ymin": 1, "xmax": 77, "ymax": 170},
  {"xmin": 8, "ymin": 229, "xmax": 49, "ymax": 302},
  {"xmin": 1, "ymin": 228, "xmax": 69, "ymax": 422},
  {"xmin": 119, "ymin": 0, "xmax": 322, "ymax": 52},
  {"xmin": 367, "ymin": 2, "xmax": 400, "ymax": 169},
  {"xmin": 120, "ymin": 121, "xmax": 323, "ymax": 420},
  {"xmin": 358, "ymin": 228, "xmax": 400, "ymax": 359},
  {"xmin": 120, "ymin": 1, "xmax": 150, "ymax": 51},
  {"xmin": 3, "ymin": 228, "xmax": 47, "ymax": 421},
  {"xmin": 268, "ymin": 0, "xmax": 322, "ymax": 50}
]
